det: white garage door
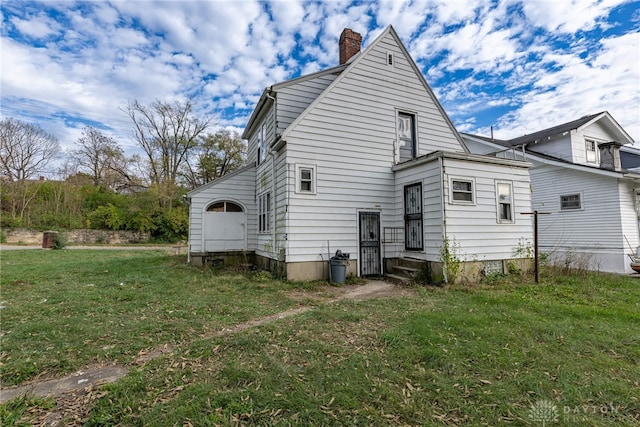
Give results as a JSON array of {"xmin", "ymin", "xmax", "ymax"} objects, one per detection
[{"xmin": 204, "ymin": 201, "xmax": 246, "ymax": 251}]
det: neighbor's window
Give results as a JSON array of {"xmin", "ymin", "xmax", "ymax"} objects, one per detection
[
  {"xmin": 296, "ymin": 164, "xmax": 316, "ymax": 194},
  {"xmin": 586, "ymin": 139, "xmax": 597, "ymax": 163},
  {"xmin": 496, "ymin": 181, "xmax": 514, "ymax": 223},
  {"xmin": 258, "ymin": 192, "xmax": 271, "ymax": 232},
  {"xmin": 560, "ymin": 193, "xmax": 581, "ymax": 210},
  {"xmin": 451, "ymin": 178, "xmax": 474, "ymax": 204},
  {"xmin": 397, "ymin": 112, "xmax": 416, "ymax": 162}
]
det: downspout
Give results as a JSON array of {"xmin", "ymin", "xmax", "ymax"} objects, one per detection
[
  {"xmin": 439, "ymin": 156, "xmax": 448, "ymax": 282},
  {"xmin": 265, "ymin": 89, "xmax": 279, "ymax": 267}
]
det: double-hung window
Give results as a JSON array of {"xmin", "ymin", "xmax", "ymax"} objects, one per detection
[
  {"xmin": 397, "ymin": 112, "xmax": 416, "ymax": 162},
  {"xmin": 258, "ymin": 192, "xmax": 271, "ymax": 232},
  {"xmin": 586, "ymin": 139, "xmax": 597, "ymax": 163},
  {"xmin": 257, "ymin": 124, "xmax": 267, "ymax": 165},
  {"xmin": 496, "ymin": 181, "xmax": 514, "ymax": 223},
  {"xmin": 296, "ymin": 164, "xmax": 316, "ymax": 194}
]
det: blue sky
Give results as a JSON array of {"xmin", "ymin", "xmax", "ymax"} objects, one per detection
[{"xmin": 1, "ymin": 0, "xmax": 639, "ymax": 170}]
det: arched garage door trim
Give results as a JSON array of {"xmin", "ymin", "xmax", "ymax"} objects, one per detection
[{"xmin": 203, "ymin": 199, "xmax": 246, "ymax": 251}]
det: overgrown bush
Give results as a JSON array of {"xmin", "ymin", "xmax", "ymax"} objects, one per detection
[{"xmin": 51, "ymin": 233, "xmax": 67, "ymax": 250}]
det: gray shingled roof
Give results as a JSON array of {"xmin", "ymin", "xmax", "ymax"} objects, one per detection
[{"xmin": 505, "ymin": 112, "xmax": 604, "ymax": 147}]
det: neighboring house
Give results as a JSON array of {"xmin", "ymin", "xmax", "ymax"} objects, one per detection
[
  {"xmin": 187, "ymin": 26, "xmax": 533, "ymax": 281},
  {"xmin": 463, "ymin": 111, "xmax": 639, "ymax": 274}
]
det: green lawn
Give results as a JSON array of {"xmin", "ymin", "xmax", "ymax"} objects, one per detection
[{"xmin": 1, "ymin": 250, "xmax": 639, "ymax": 426}]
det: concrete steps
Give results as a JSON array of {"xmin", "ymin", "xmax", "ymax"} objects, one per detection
[{"xmin": 386, "ymin": 257, "xmax": 425, "ymax": 284}]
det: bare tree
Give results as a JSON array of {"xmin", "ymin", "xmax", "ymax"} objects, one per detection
[
  {"xmin": 182, "ymin": 129, "xmax": 247, "ymax": 189},
  {"xmin": 123, "ymin": 98, "xmax": 212, "ymax": 187},
  {"xmin": 72, "ymin": 126, "xmax": 127, "ymax": 187},
  {"xmin": 0, "ymin": 117, "xmax": 60, "ymax": 181}
]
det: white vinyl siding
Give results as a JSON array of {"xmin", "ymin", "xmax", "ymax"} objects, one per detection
[
  {"xmin": 276, "ymin": 74, "xmax": 339, "ymax": 134},
  {"xmin": 393, "ymin": 160, "xmax": 443, "ymax": 261},
  {"xmin": 281, "ymin": 30, "xmax": 465, "ymax": 264},
  {"xmin": 187, "ymin": 165, "xmax": 257, "ymax": 254},
  {"xmin": 529, "ymin": 164, "xmax": 631, "ymax": 272},
  {"xmin": 443, "ymin": 158, "xmax": 531, "ymax": 260}
]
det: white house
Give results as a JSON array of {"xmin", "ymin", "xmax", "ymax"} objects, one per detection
[
  {"xmin": 463, "ymin": 111, "xmax": 639, "ymax": 274},
  {"xmin": 187, "ymin": 26, "xmax": 533, "ymax": 282}
]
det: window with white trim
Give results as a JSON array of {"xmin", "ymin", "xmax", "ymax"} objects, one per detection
[
  {"xmin": 560, "ymin": 193, "xmax": 581, "ymax": 210},
  {"xmin": 586, "ymin": 139, "xmax": 597, "ymax": 163},
  {"xmin": 496, "ymin": 181, "xmax": 514, "ymax": 223},
  {"xmin": 258, "ymin": 124, "xmax": 267, "ymax": 164},
  {"xmin": 386, "ymin": 51, "xmax": 394, "ymax": 67},
  {"xmin": 397, "ymin": 112, "xmax": 416, "ymax": 162},
  {"xmin": 450, "ymin": 178, "xmax": 475, "ymax": 204},
  {"xmin": 296, "ymin": 164, "xmax": 316, "ymax": 194},
  {"xmin": 258, "ymin": 192, "xmax": 271, "ymax": 232}
]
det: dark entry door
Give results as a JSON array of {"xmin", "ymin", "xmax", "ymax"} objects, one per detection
[
  {"xmin": 359, "ymin": 211, "xmax": 381, "ymax": 276},
  {"xmin": 404, "ymin": 183, "xmax": 423, "ymax": 250}
]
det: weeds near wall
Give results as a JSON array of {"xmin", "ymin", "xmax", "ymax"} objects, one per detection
[
  {"xmin": 509, "ymin": 238, "xmax": 535, "ymax": 275},
  {"xmin": 51, "ymin": 233, "xmax": 67, "ymax": 250},
  {"xmin": 440, "ymin": 236, "xmax": 462, "ymax": 284},
  {"xmin": 551, "ymin": 248, "xmax": 599, "ymax": 275}
]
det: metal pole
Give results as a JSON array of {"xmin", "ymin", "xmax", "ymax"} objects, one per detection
[{"xmin": 521, "ymin": 210, "xmax": 549, "ymax": 284}]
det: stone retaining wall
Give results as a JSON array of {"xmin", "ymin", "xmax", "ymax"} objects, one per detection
[{"xmin": 3, "ymin": 228, "xmax": 150, "ymax": 245}]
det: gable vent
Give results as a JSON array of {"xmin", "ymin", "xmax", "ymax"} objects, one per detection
[{"xmin": 387, "ymin": 52, "xmax": 394, "ymax": 66}]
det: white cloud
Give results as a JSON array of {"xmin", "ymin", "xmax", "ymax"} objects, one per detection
[
  {"xmin": 11, "ymin": 12, "xmax": 60, "ymax": 38},
  {"xmin": 0, "ymin": 0, "xmax": 637, "ymax": 167},
  {"xmin": 519, "ymin": 0, "xmax": 628, "ymax": 33}
]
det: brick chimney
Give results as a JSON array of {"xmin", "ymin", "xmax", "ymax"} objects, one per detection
[
  {"xmin": 339, "ymin": 28, "xmax": 362, "ymax": 64},
  {"xmin": 598, "ymin": 141, "xmax": 623, "ymax": 171}
]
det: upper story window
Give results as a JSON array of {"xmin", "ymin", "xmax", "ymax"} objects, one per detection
[
  {"xmin": 586, "ymin": 139, "xmax": 597, "ymax": 163},
  {"xmin": 450, "ymin": 178, "xmax": 475, "ymax": 204},
  {"xmin": 386, "ymin": 51, "xmax": 394, "ymax": 67},
  {"xmin": 560, "ymin": 193, "xmax": 582, "ymax": 210},
  {"xmin": 397, "ymin": 112, "xmax": 416, "ymax": 162},
  {"xmin": 258, "ymin": 124, "xmax": 267, "ymax": 165},
  {"xmin": 496, "ymin": 181, "xmax": 514, "ymax": 223}
]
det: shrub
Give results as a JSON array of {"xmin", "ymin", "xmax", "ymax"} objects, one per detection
[{"xmin": 51, "ymin": 233, "xmax": 68, "ymax": 250}]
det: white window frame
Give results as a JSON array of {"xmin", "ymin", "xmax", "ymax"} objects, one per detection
[
  {"xmin": 295, "ymin": 164, "xmax": 316, "ymax": 195},
  {"xmin": 560, "ymin": 193, "xmax": 582, "ymax": 211},
  {"xmin": 258, "ymin": 124, "xmax": 267, "ymax": 165},
  {"xmin": 258, "ymin": 191, "xmax": 271, "ymax": 233},
  {"xmin": 496, "ymin": 180, "xmax": 514, "ymax": 224},
  {"xmin": 585, "ymin": 139, "xmax": 597, "ymax": 164},
  {"xmin": 449, "ymin": 177, "xmax": 475, "ymax": 205},
  {"xmin": 396, "ymin": 110, "xmax": 417, "ymax": 162}
]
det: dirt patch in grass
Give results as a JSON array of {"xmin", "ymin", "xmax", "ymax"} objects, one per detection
[{"xmin": 286, "ymin": 280, "xmax": 417, "ymax": 304}]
